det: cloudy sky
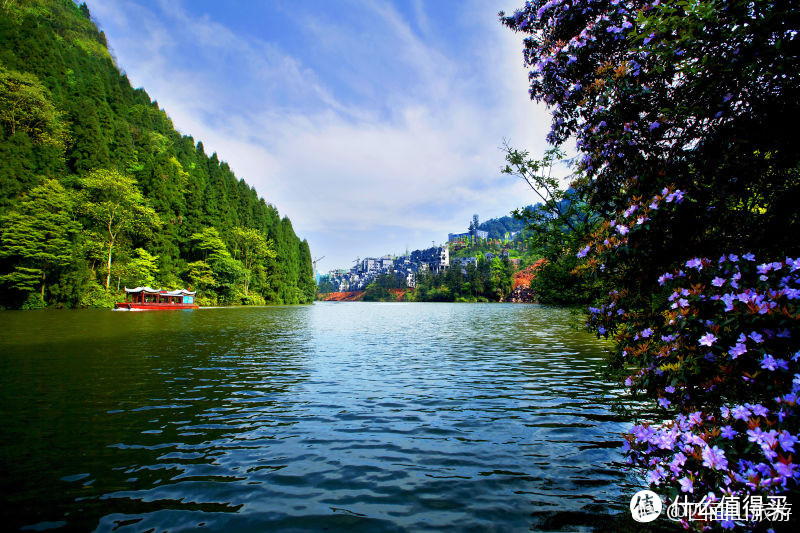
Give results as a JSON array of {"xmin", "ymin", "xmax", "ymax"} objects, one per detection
[{"xmin": 89, "ymin": 0, "xmax": 556, "ymax": 272}]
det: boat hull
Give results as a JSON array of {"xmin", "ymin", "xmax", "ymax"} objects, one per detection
[{"xmin": 115, "ymin": 302, "xmax": 199, "ymax": 310}]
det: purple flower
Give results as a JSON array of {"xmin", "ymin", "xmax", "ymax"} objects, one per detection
[
  {"xmin": 748, "ymin": 427, "xmax": 778, "ymax": 451},
  {"xmin": 665, "ymin": 385, "xmax": 676, "ymax": 394},
  {"xmin": 702, "ymin": 445, "xmax": 728, "ymax": 470},
  {"xmin": 649, "ymin": 121, "xmax": 660, "ymax": 130},
  {"xmin": 658, "ymin": 397, "xmax": 671, "ymax": 409},
  {"xmin": 749, "ymin": 404, "xmax": 769, "ymax": 417},
  {"xmin": 729, "ymin": 343, "xmax": 747, "ymax": 359},
  {"xmin": 721, "ymin": 425, "xmax": 736, "ymax": 439},
  {"xmin": 577, "ymin": 244, "xmax": 591, "ymax": 258},
  {"xmin": 670, "ymin": 452, "xmax": 687, "ymax": 473},
  {"xmin": 689, "ymin": 411, "xmax": 703, "ymax": 426},
  {"xmin": 749, "ymin": 331, "xmax": 763, "ymax": 343},
  {"xmin": 679, "ymin": 476, "xmax": 694, "ymax": 493},
  {"xmin": 712, "ymin": 277, "xmax": 726, "ymax": 287},
  {"xmin": 731, "ymin": 405, "xmax": 751, "ymax": 420},
  {"xmin": 698, "ymin": 332, "xmax": 717, "ymax": 347},
  {"xmin": 616, "ymin": 225, "xmax": 629, "ymax": 235},
  {"xmin": 647, "ymin": 465, "xmax": 665, "ymax": 485},
  {"xmin": 779, "ymin": 431, "xmax": 797, "ymax": 453},
  {"xmin": 641, "ymin": 328, "xmax": 653, "ymax": 338},
  {"xmin": 761, "ymin": 353, "xmax": 778, "ymax": 371},
  {"xmin": 721, "ymin": 293, "xmax": 736, "ymax": 311},
  {"xmin": 775, "ymin": 461, "xmax": 796, "ymax": 478},
  {"xmin": 743, "ymin": 253, "xmax": 755, "ymax": 261},
  {"xmin": 686, "ymin": 258, "xmax": 703, "ymax": 270}
]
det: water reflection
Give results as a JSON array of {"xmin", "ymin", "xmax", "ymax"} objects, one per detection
[{"xmin": 1, "ymin": 303, "xmax": 645, "ymax": 531}]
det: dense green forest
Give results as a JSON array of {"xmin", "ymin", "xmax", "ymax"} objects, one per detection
[{"xmin": 0, "ymin": 0, "xmax": 315, "ymax": 309}]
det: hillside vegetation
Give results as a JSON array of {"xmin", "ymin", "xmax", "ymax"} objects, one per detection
[{"xmin": 0, "ymin": 0, "xmax": 315, "ymax": 308}]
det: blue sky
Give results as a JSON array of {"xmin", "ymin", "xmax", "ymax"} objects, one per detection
[{"xmin": 89, "ymin": 0, "xmax": 558, "ymax": 272}]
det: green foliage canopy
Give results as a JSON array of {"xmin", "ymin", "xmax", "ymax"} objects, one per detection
[
  {"xmin": 0, "ymin": 178, "xmax": 78, "ymax": 298},
  {"xmin": 0, "ymin": 0, "xmax": 316, "ymax": 307}
]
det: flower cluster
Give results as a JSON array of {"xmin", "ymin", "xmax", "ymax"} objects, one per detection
[
  {"xmin": 611, "ymin": 255, "xmax": 800, "ymax": 528},
  {"xmin": 501, "ymin": 1, "xmax": 800, "ymax": 527},
  {"xmin": 576, "ymin": 185, "xmax": 684, "ymax": 261}
]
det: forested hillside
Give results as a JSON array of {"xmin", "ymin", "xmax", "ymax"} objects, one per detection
[
  {"xmin": 476, "ymin": 211, "xmax": 527, "ymax": 239},
  {"xmin": 0, "ymin": 0, "xmax": 315, "ymax": 308}
]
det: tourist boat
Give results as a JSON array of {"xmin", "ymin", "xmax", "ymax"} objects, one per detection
[{"xmin": 115, "ymin": 287, "xmax": 199, "ymax": 310}]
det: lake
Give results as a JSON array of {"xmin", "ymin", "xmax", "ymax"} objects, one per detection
[{"xmin": 0, "ymin": 303, "xmax": 644, "ymax": 531}]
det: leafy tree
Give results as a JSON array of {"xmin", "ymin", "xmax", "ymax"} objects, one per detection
[
  {"xmin": 232, "ymin": 226, "xmax": 275, "ymax": 295},
  {"xmin": 79, "ymin": 169, "xmax": 160, "ymax": 291},
  {"xmin": 502, "ymin": 0, "xmax": 800, "ymax": 520},
  {"xmin": 0, "ymin": 179, "xmax": 79, "ymax": 301},
  {"xmin": 316, "ymin": 275, "xmax": 337, "ymax": 294},
  {"xmin": 120, "ymin": 248, "xmax": 159, "ymax": 288},
  {"xmin": 191, "ymin": 227, "xmax": 229, "ymax": 263},
  {"xmin": 185, "ymin": 260, "xmax": 217, "ymax": 305},
  {"xmin": 489, "ymin": 256, "xmax": 514, "ymax": 300},
  {"xmin": 502, "ymin": 146, "xmax": 601, "ymax": 303},
  {"xmin": 0, "ymin": 65, "xmax": 66, "ymax": 148}
]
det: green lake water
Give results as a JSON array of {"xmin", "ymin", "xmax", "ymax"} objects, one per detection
[{"xmin": 0, "ymin": 302, "xmax": 645, "ymax": 531}]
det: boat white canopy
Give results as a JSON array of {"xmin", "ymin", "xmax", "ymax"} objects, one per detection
[
  {"xmin": 161, "ymin": 289, "xmax": 196, "ymax": 296},
  {"xmin": 124, "ymin": 286, "xmax": 161, "ymax": 294},
  {"xmin": 124, "ymin": 287, "xmax": 196, "ymax": 296}
]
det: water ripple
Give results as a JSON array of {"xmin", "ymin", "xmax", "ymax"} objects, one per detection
[{"xmin": 0, "ymin": 303, "xmax": 648, "ymax": 531}]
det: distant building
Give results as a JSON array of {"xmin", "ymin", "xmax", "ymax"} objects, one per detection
[
  {"xmin": 379, "ymin": 255, "xmax": 394, "ymax": 270},
  {"xmin": 411, "ymin": 246, "xmax": 449, "ymax": 273},
  {"xmin": 452, "ymin": 256, "xmax": 478, "ymax": 274},
  {"xmin": 325, "ymin": 245, "xmax": 449, "ymax": 291},
  {"xmin": 448, "ymin": 230, "xmax": 488, "ymax": 242}
]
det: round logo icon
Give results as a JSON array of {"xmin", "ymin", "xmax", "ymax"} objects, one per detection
[{"xmin": 630, "ymin": 490, "xmax": 662, "ymax": 523}]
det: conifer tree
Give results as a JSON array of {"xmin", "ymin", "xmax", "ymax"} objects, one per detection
[{"xmin": 0, "ymin": 179, "xmax": 79, "ymax": 301}]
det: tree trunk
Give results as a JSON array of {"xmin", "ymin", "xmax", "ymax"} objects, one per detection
[
  {"xmin": 105, "ymin": 243, "xmax": 113, "ymax": 290},
  {"xmin": 40, "ymin": 270, "xmax": 45, "ymax": 300}
]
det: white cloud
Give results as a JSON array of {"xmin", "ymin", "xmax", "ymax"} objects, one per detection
[{"xmin": 90, "ymin": 0, "xmax": 554, "ymax": 272}]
